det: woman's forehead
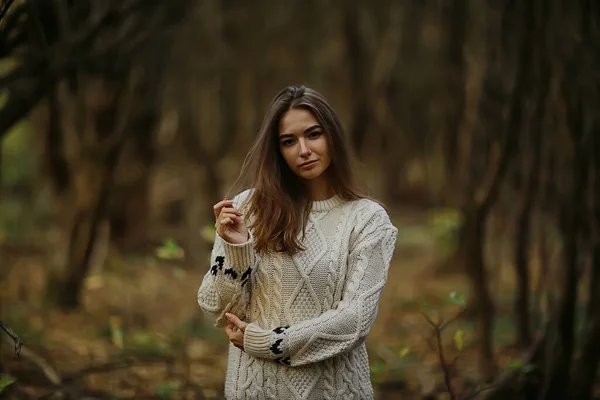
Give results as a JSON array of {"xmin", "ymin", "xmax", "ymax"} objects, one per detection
[{"xmin": 279, "ymin": 109, "xmax": 319, "ymax": 133}]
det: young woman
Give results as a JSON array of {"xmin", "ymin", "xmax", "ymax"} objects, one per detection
[{"xmin": 197, "ymin": 85, "xmax": 398, "ymax": 400}]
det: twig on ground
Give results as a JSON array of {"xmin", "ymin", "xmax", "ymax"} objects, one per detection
[
  {"xmin": 463, "ymin": 384, "xmax": 496, "ymax": 400},
  {"xmin": 0, "ymin": 319, "xmax": 23, "ymax": 358},
  {"xmin": 19, "ymin": 346, "xmax": 62, "ymax": 386},
  {"xmin": 62, "ymin": 356, "xmax": 176, "ymax": 382}
]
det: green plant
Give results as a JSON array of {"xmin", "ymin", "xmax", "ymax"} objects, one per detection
[
  {"xmin": 0, "ymin": 374, "xmax": 16, "ymax": 393},
  {"xmin": 421, "ymin": 291, "xmax": 500, "ymax": 400},
  {"xmin": 370, "ymin": 343, "xmax": 411, "ymax": 385},
  {"xmin": 155, "ymin": 239, "xmax": 184, "ymax": 260},
  {"xmin": 154, "ymin": 382, "xmax": 182, "ymax": 399}
]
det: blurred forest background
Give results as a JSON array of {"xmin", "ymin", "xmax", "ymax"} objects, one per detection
[{"xmin": 1, "ymin": 0, "xmax": 599, "ymax": 399}]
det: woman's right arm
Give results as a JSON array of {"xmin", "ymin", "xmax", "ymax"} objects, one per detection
[
  {"xmin": 197, "ymin": 190, "xmax": 256, "ymax": 328},
  {"xmin": 197, "ymin": 231, "xmax": 256, "ymax": 328}
]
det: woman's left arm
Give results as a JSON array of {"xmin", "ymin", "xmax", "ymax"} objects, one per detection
[{"xmin": 241, "ymin": 209, "xmax": 398, "ymax": 367}]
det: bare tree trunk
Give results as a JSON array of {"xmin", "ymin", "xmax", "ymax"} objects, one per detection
[
  {"xmin": 110, "ymin": 176, "xmax": 151, "ymax": 252},
  {"xmin": 513, "ymin": 146, "xmax": 538, "ymax": 348},
  {"xmin": 540, "ymin": 105, "xmax": 588, "ymax": 400},
  {"xmin": 57, "ymin": 155, "xmax": 119, "ymax": 309},
  {"xmin": 570, "ymin": 72, "xmax": 600, "ymax": 400},
  {"xmin": 442, "ymin": 1, "xmax": 467, "ymax": 181},
  {"xmin": 513, "ymin": 0, "xmax": 548, "ymax": 347},
  {"xmin": 0, "ymin": 137, "xmax": 3, "ymax": 201},
  {"xmin": 342, "ymin": 3, "xmax": 369, "ymax": 159},
  {"xmin": 45, "ymin": 85, "xmax": 70, "ymax": 194},
  {"xmin": 571, "ymin": 188, "xmax": 600, "ymax": 399},
  {"xmin": 462, "ymin": 207, "xmax": 497, "ymax": 381}
]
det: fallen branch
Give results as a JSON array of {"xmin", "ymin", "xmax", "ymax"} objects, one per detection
[
  {"xmin": 18, "ymin": 346, "xmax": 62, "ymax": 386},
  {"xmin": 0, "ymin": 319, "xmax": 23, "ymax": 358},
  {"xmin": 62, "ymin": 356, "xmax": 176, "ymax": 382}
]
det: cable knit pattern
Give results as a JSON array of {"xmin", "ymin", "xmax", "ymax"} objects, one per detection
[{"xmin": 197, "ymin": 189, "xmax": 398, "ymax": 400}]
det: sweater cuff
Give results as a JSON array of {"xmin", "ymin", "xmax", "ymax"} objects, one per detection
[
  {"xmin": 244, "ymin": 323, "xmax": 275, "ymax": 359},
  {"xmin": 220, "ymin": 231, "xmax": 255, "ymax": 270}
]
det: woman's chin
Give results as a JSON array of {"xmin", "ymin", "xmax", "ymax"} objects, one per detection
[{"xmin": 297, "ymin": 170, "xmax": 324, "ymax": 180}]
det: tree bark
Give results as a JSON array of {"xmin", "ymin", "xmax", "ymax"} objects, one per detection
[
  {"xmin": 442, "ymin": 1, "xmax": 467, "ymax": 179},
  {"xmin": 342, "ymin": 3, "xmax": 369, "ymax": 159},
  {"xmin": 570, "ymin": 93, "xmax": 600, "ymax": 400},
  {"xmin": 462, "ymin": 206, "xmax": 497, "ymax": 381},
  {"xmin": 57, "ymin": 157, "xmax": 118, "ymax": 310},
  {"xmin": 539, "ymin": 103, "xmax": 589, "ymax": 400},
  {"xmin": 513, "ymin": 0, "xmax": 549, "ymax": 348},
  {"xmin": 513, "ymin": 140, "xmax": 538, "ymax": 348}
]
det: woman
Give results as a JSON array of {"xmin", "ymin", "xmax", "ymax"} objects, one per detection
[{"xmin": 197, "ymin": 85, "xmax": 398, "ymax": 400}]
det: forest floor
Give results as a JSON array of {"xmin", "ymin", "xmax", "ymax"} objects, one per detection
[{"xmin": 0, "ymin": 206, "xmax": 537, "ymax": 399}]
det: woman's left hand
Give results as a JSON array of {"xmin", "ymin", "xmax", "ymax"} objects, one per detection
[{"xmin": 225, "ymin": 313, "xmax": 248, "ymax": 351}]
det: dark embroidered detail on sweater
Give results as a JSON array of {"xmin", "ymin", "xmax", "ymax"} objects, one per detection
[
  {"xmin": 210, "ymin": 255, "xmax": 225, "ymax": 276},
  {"xmin": 273, "ymin": 326, "xmax": 290, "ymax": 334},
  {"xmin": 240, "ymin": 267, "xmax": 252, "ymax": 287},
  {"xmin": 275, "ymin": 357, "xmax": 291, "ymax": 366},
  {"xmin": 270, "ymin": 339, "xmax": 284, "ymax": 355},
  {"xmin": 241, "ymin": 267, "xmax": 252, "ymax": 281},
  {"xmin": 224, "ymin": 268, "xmax": 238, "ymax": 280}
]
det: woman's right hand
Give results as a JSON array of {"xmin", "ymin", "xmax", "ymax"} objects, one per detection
[{"xmin": 213, "ymin": 199, "xmax": 249, "ymax": 245}]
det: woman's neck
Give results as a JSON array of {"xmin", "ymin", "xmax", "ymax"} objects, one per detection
[{"xmin": 306, "ymin": 176, "xmax": 335, "ymax": 201}]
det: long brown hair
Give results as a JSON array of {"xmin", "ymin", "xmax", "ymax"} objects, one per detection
[{"xmin": 229, "ymin": 85, "xmax": 373, "ymax": 255}]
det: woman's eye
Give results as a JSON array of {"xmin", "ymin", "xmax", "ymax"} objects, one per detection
[
  {"xmin": 308, "ymin": 131, "xmax": 322, "ymax": 139},
  {"xmin": 281, "ymin": 139, "xmax": 294, "ymax": 147}
]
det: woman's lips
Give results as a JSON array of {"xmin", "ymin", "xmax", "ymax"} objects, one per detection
[{"xmin": 300, "ymin": 160, "xmax": 317, "ymax": 169}]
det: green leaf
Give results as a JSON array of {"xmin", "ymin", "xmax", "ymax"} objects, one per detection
[
  {"xmin": 154, "ymin": 382, "xmax": 181, "ymax": 399},
  {"xmin": 370, "ymin": 361, "xmax": 385, "ymax": 375},
  {"xmin": 155, "ymin": 239, "xmax": 184, "ymax": 260},
  {"xmin": 449, "ymin": 291, "xmax": 466, "ymax": 306},
  {"xmin": 0, "ymin": 375, "xmax": 16, "ymax": 393},
  {"xmin": 522, "ymin": 363, "xmax": 537, "ymax": 374},
  {"xmin": 421, "ymin": 301, "xmax": 435, "ymax": 312},
  {"xmin": 399, "ymin": 346, "xmax": 410, "ymax": 358},
  {"xmin": 453, "ymin": 329, "xmax": 465, "ymax": 351},
  {"xmin": 507, "ymin": 359, "xmax": 537, "ymax": 374}
]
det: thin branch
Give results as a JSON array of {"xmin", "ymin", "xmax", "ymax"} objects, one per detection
[
  {"xmin": 421, "ymin": 311, "xmax": 438, "ymax": 329},
  {"xmin": 18, "ymin": 346, "xmax": 62, "ymax": 386},
  {"xmin": 463, "ymin": 384, "xmax": 496, "ymax": 400},
  {"xmin": 434, "ymin": 326, "xmax": 456, "ymax": 400},
  {"xmin": 441, "ymin": 307, "xmax": 469, "ymax": 330},
  {"xmin": 0, "ymin": 319, "xmax": 23, "ymax": 358}
]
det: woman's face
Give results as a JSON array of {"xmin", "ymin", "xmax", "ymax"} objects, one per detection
[{"xmin": 278, "ymin": 108, "xmax": 331, "ymax": 183}]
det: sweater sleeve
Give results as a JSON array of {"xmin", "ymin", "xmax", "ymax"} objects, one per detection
[
  {"xmin": 242, "ymin": 209, "xmax": 398, "ymax": 367},
  {"xmin": 197, "ymin": 190, "xmax": 257, "ymax": 328}
]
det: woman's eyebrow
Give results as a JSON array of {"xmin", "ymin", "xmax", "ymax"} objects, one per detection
[{"xmin": 279, "ymin": 124, "xmax": 322, "ymax": 138}]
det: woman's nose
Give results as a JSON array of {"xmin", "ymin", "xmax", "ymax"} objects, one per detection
[{"xmin": 299, "ymin": 140, "xmax": 312, "ymax": 157}]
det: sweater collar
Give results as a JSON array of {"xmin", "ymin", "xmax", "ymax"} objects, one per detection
[{"xmin": 310, "ymin": 195, "xmax": 345, "ymax": 212}]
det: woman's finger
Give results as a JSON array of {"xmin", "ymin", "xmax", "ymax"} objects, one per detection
[
  {"xmin": 213, "ymin": 199, "xmax": 233, "ymax": 218},
  {"xmin": 218, "ymin": 217, "xmax": 233, "ymax": 226},
  {"xmin": 225, "ymin": 313, "xmax": 248, "ymax": 331},
  {"xmin": 220, "ymin": 207, "xmax": 242, "ymax": 216},
  {"xmin": 219, "ymin": 212, "xmax": 243, "ymax": 224}
]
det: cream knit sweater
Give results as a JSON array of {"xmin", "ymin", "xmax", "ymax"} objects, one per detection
[{"xmin": 197, "ymin": 189, "xmax": 398, "ymax": 400}]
